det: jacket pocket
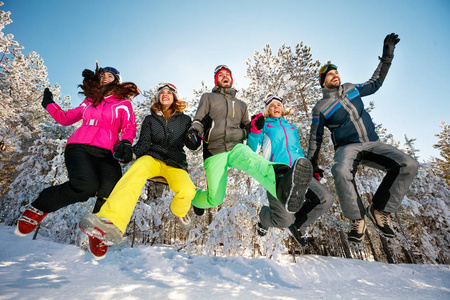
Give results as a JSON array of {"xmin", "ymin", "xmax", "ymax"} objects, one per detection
[{"xmin": 204, "ymin": 120, "xmax": 215, "ymax": 144}]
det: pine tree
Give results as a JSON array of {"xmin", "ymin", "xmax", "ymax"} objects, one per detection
[{"xmin": 433, "ymin": 121, "xmax": 450, "ymax": 186}]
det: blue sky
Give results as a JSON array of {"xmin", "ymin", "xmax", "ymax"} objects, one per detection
[{"xmin": 4, "ymin": 0, "xmax": 450, "ymax": 161}]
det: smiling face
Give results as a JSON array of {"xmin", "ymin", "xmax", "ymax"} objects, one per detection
[
  {"xmin": 217, "ymin": 70, "xmax": 232, "ymax": 88},
  {"xmin": 159, "ymin": 88, "xmax": 174, "ymax": 110},
  {"xmin": 267, "ymin": 100, "xmax": 283, "ymax": 118},
  {"xmin": 100, "ymin": 71, "xmax": 116, "ymax": 86},
  {"xmin": 323, "ymin": 69, "xmax": 341, "ymax": 89}
]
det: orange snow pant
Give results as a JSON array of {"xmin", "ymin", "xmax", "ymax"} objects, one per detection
[{"xmin": 96, "ymin": 155, "xmax": 196, "ymax": 233}]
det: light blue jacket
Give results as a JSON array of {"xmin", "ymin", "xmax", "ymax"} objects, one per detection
[{"xmin": 248, "ymin": 116, "xmax": 306, "ymax": 167}]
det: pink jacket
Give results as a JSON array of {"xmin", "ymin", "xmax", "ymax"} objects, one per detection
[{"xmin": 46, "ymin": 95, "xmax": 137, "ymax": 151}]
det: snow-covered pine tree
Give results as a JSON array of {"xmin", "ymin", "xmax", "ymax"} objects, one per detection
[
  {"xmin": 433, "ymin": 121, "xmax": 450, "ymax": 186},
  {"xmin": 0, "ymin": 2, "xmax": 78, "ymax": 238}
]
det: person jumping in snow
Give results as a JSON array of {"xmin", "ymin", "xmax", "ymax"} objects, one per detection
[
  {"xmin": 186, "ymin": 65, "xmax": 313, "ymax": 217},
  {"xmin": 79, "ymin": 82, "xmax": 197, "ymax": 259},
  {"xmin": 15, "ymin": 64, "xmax": 139, "ymax": 259},
  {"xmin": 247, "ymin": 94, "xmax": 333, "ymax": 247},
  {"xmin": 307, "ymin": 33, "xmax": 419, "ymax": 243}
]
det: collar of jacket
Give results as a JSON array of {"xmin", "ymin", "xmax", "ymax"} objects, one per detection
[
  {"xmin": 266, "ymin": 116, "xmax": 287, "ymax": 124},
  {"xmin": 321, "ymin": 85, "xmax": 343, "ymax": 99},
  {"xmin": 153, "ymin": 109, "xmax": 181, "ymax": 118},
  {"xmin": 87, "ymin": 94, "xmax": 124, "ymax": 103},
  {"xmin": 212, "ymin": 86, "xmax": 237, "ymax": 97}
]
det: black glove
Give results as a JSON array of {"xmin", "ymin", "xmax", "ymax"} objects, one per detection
[
  {"xmin": 382, "ymin": 33, "xmax": 400, "ymax": 59},
  {"xmin": 82, "ymin": 69, "xmax": 95, "ymax": 81},
  {"xmin": 313, "ymin": 166, "xmax": 324, "ymax": 181},
  {"xmin": 185, "ymin": 129, "xmax": 201, "ymax": 150},
  {"xmin": 41, "ymin": 88, "xmax": 55, "ymax": 109},
  {"xmin": 113, "ymin": 140, "xmax": 133, "ymax": 163}
]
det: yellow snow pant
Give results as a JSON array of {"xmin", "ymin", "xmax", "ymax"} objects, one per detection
[{"xmin": 96, "ymin": 155, "xmax": 196, "ymax": 233}]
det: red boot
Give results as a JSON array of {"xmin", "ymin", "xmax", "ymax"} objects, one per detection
[
  {"xmin": 88, "ymin": 235, "xmax": 108, "ymax": 260},
  {"xmin": 15, "ymin": 205, "xmax": 48, "ymax": 237}
]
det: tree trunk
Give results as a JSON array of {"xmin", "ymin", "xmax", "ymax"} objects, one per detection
[{"xmin": 339, "ymin": 229, "xmax": 353, "ymax": 259}]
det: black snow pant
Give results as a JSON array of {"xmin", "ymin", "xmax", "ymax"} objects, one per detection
[
  {"xmin": 32, "ymin": 144, "xmax": 122, "ymax": 214},
  {"xmin": 259, "ymin": 179, "xmax": 334, "ymax": 231}
]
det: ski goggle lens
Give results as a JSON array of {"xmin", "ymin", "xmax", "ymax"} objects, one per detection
[
  {"xmin": 214, "ymin": 64, "xmax": 231, "ymax": 75},
  {"xmin": 264, "ymin": 95, "xmax": 283, "ymax": 106},
  {"xmin": 100, "ymin": 66, "xmax": 120, "ymax": 76},
  {"xmin": 157, "ymin": 82, "xmax": 177, "ymax": 93},
  {"xmin": 318, "ymin": 64, "xmax": 337, "ymax": 76}
]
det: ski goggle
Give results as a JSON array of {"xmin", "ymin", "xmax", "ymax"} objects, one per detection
[
  {"xmin": 264, "ymin": 95, "xmax": 283, "ymax": 106},
  {"xmin": 100, "ymin": 66, "xmax": 121, "ymax": 82},
  {"xmin": 100, "ymin": 66, "xmax": 120, "ymax": 76},
  {"xmin": 214, "ymin": 64, "xmax": 232, "ymax": 76},
  {"xmin": 157, "ymin": 82, "xmax": 177, "ymax": 93},
  {"xmin": 318, "ymin": 64, "xmax": 337, "ymax": 82},
  {"xmin": 156, "ymin": 82, "xmax": 178, "ymax": 99}
]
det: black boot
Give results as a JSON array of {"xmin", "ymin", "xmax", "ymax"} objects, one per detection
[
  {"xmin": 276, "ymin": 158, "xmax": 313, "ymax": 213},
  {"xmin": 288, "ymin": 224, "xmax": 308, "ymax": 247},
  {"xmin": 256, "ymin": 222, "xmax": 269, "ymax": 237},
  {"xmin": 193, "ymin": 206, "xmax": 205, "ymax": 216}
]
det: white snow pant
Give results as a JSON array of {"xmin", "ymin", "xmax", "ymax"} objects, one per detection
[{"xmin": 331, "ymin": 140, "xmax": 419, "ymax": 220}]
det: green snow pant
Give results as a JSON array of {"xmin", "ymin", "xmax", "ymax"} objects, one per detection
[{"xmin": 191, "ymin": 143, "xmax": 277, "ymax": 209}]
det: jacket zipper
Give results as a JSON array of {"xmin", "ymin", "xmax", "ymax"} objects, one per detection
[
  {"xmin": 340, "ymin": 96, "xmax": 368, "ymax": 143},
  {"xmin": 279, "ymin": 118, "xmax": 292, "ymax": 166}
]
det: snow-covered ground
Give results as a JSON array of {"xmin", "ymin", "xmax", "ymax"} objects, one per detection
[{"xmin": 0, "ymin": 224, "xmax": 448, "ymax": 300}]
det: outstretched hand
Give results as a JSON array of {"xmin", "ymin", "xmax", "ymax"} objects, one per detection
[
  {"xmin": 382, "ymin": 33, "xmax": 400, "ymax": 58},
  {"xmin": 82, "ymin": 69, "xmax": 96, "ymax": 81},
  {"xmin": 41, "ymin": 88, "xmax": 55, "ymax": 109}
]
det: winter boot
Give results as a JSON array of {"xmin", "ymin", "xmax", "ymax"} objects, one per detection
[
  {"xmin": 79, "ymin": 214, "xmax": 123, "ymax": 246},
  {"xmin": 15, "ymin": 205, "xmax": 48, "ymax": 237},
  {"xmin": 177, "ymin": 214, "xmax": 192, "ymax": 227},
  {"xmin": 366, "ymin": 204, "xmax": 395, "ymax": 238},
  {"xmin": 276, "ymin": 158, "xmax": 313, "ymax": 213},
  {"xmin": 256, "ymin": 222, "xmax": 269, "ymax": 237},
  {"xmin": 88, "ymin": 235, "xmax": 108, "ymax": 261},
  {"xmin": 287, "ymin": 224, "xmax": 308, "ymax": 247},
  {"xmin": 347, "ymin": 218, "xmax": 366, "ymax": 243},
  {"xmin": 193, "ymin": 206, "xmax": 205, "ymax": 216}
]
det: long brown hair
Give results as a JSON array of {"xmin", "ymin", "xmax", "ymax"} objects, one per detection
[{"xmin": 78, "ymin": 64, "xmax": 140, "ymax": 107}]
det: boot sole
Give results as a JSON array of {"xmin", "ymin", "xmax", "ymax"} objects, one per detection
[
  {"xmin": 14, "ymin": 225, "xmax": 28, "ymax": 237},
  {"xmin": 79, "ymin": 214, "xmax": 122, "ymax": 245},
  {"xmin": 366, "ymin": 205, "xmax": 395, "ymax": 238},
  {"xmin": 285, "ymin": 158, "xmax": 313, "ymax": 213}
]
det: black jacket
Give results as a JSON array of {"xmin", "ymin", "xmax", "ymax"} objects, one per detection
[{"xmin": 133, "ymin": 109, "xmax": 191, "ymax": 170}]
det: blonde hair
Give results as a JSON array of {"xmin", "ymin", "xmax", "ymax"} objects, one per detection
[{"xmin": 263, "ymin": 93, "xmax": 295, "ymax": 118}]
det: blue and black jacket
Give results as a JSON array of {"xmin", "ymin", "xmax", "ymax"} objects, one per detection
[
  {"xmin": 248, "ymin": 116, "xmax": 306, "ymax": 167},
  {"xmin": 307, "ymin": 59, "xmax": 392, "ymax": 168}
]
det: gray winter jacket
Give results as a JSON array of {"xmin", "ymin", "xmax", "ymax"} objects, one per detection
[{"xmin": 190, "ymin": 86, "xmax": 250, "ymax": 159}]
